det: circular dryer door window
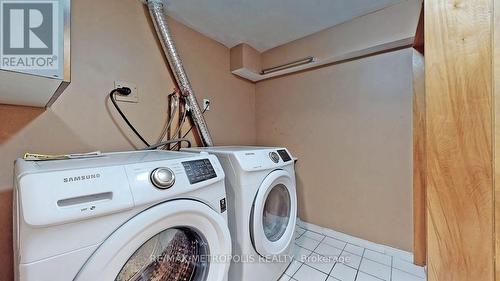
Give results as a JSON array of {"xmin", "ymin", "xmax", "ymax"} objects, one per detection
[
  {"xmin": 252, "ymin": 170, "xmax": 297, "ymax": 257},
  {"xmin": 263, "ymin": 184, "xmax": 291, "ymax": 242},
  {"xmin": 116, "ymin": 228, "xmax": 209, "ymax": 281}
]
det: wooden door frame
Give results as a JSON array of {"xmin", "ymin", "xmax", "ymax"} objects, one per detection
[
  {"xmin": 412, "ymin": 48, "xmax": 426, "ymax": 266},
  {"xmin": 412, "ymin": 2, "xmax": 426, "ymax": 267}
]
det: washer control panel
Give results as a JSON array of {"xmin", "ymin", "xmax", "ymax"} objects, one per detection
[{"xmin": 182, "ymin": 159, "xmax": 217, "ymax": 184}]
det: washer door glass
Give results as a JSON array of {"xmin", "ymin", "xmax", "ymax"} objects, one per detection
[
  {"xmin": 116, "ymin": 227, "xmax": 209, "ymax": 281},
  {"xmin": 263, "ymin": 184, "xmax": 291, "ymax": 242}
]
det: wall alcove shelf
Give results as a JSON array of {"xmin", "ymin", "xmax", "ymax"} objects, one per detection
[{"xmin": 230, "ymin": 0, "xmax": 422, "ymax": 82}]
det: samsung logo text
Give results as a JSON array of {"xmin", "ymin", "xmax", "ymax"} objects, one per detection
[{"xmin": 63, "ymin": 174, "xmax": 101, "ymax": 183}]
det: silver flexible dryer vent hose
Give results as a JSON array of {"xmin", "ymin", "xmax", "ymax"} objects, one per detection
[{"xmin": 146, "ymin": 0, "xmax": 214, "ymax": 147}]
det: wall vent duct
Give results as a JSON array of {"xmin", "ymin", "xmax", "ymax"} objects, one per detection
[{"xmin": 146, "ymin": 0, "xmax": 214, "ymax": 147}]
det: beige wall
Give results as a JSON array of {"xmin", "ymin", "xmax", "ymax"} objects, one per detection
[
  {"xmin": 255, "ymin": 48, "xmax": 413, "ymax": 251},
  {"xmin": 0, "ymin": 0, "xmax": 255, "ymax": 279}
]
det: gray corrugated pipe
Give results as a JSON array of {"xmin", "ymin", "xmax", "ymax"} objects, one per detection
[{"xmin": 144, "ymin": 0, "xmax": 214, "ymax": 147}]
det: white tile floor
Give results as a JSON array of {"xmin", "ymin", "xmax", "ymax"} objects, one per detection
[{"xmin": 279, "ymin": 220, "xmax": 427, "ymax": 281}]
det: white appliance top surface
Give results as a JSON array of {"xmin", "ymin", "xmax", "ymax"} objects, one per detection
[
  {"xmin": 184, "ymin": 146, "xmax": 295, "ymax": 172},
  {"xmin": 16, "ymin": 150, "xmax": 197, "ymax": 174},
  {"xmin": 185, "ymin": 146, "xmax": 284, "ymax": 153}
]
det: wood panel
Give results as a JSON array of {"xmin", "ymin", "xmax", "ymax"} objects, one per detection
[
  {"xmin": 494, "ymin": 0, "xmax": 500, "ymax": 278},
  {"xmin": 412, "ymin": 49, "xmax": 426, "ymax": 266},
  {"xmin": 425, "ymin": 0, "xmax": 494, "ymax": 280}
]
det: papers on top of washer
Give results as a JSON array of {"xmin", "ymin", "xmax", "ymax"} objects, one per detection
[{"xmin": 23, "ymin": 151, "xmax": 103, "ymax": 161}]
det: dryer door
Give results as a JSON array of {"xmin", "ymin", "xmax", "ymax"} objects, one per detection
[
  {"xmin": 75, "ymin": 200, "xmax": 231, "ymax": 281},
  {"xmin": 251, "ymin": 170, "xmax": 297, "ymax": 257}
]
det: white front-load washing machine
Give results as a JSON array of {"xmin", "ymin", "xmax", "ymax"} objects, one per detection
[
  {"xmin": 183, "ymin": 146, "xmax": 297, "ymax": 281},
  {"xmin": 13, "ymin": 150, "xmax": 232, "ymax": 281}
]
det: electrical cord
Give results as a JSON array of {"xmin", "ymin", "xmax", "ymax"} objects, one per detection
[
  {"xmin": 109, "ymin": 87, "xmax": 208, "ymax": 151},
  {"xmin": 109, "ymin": 88, "xmax": 151, "ymax": 147},
  {"xmin": 171, "ymin": 103, "xmax": 189, "ymax": 140},
  {"xmin": 141, "ymin": 138, "xmax": 192, "ymax": 150},
  {"xmin": 170, "ymin": 105, "xmax": 208, "ymax": 150},
  {"xmin": 157, "ymin": 92, "xmax": 179, "ymax": 143}
]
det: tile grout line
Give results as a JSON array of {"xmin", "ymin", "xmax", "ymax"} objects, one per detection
[
  {"xmin": 290, "ymin": 249, "xmax": 305, "ymax": 279},
  {"xmin": 305, "ymin": 235, "xmax": 327, "ymax": 278},
  {"xmin": 284, "ymin": 227, "xmax": 307, "ymax": 280},
  {"xmin": 305, "ymin": 227, "xmax": 389, "ymax": 281},
  {"xmin": 339, "ymin": 250, "xmax": 361, "ymax": 272},
  {"xmin": 358, "ymin": 249, "xmax": 398, "ymax": 281},
  {"xmin": 291, "ymin": 234, "xmax": 326, "ymax": 279},
  {"xmin": 357, "ymin": 255, "xmax": 391, "ymax": 281},
  {"xmin": 282, "ymin": 225, "xmax": 302, "ymax": 280},
  {"xmin": 310, "ymin": 234, "xmax": 327, "ymax": 276},
  {"xmin": 327, "ymin": 239, "xmax": 348, "ymax": 278},
  {"xmin": 390, "ymin": 261, "xmax": 427, "ymax": 279},
  {"xmin": 299, "ymin": 222, "xmax": 412, "ymax": 262},
  {"xmin": 304, "ymin": 231, "xmax": 355, "ymax": 278},
  {"xmin": 354, "ymin": 247, "xmax": 367, "ymax": 281},
  {"xmin": 390, "ymin": 255, "xmax": 393, "ymax": 281},
  {"xmin": 358, "ymin": 267, "xmax": 390, "ymax": 281},
  {"xmin": 302, "ymin": 224, "xmax": 399, "ymax": 268},
  {"xmin": 360, "ymin": 249, "xmax": 394, "ymax": 267},
  {"xmin": 299, "ymin": 224, "xmax": 374, "ymax": 249},
  {"xmin": 292, "ymin": 223, "xmax": 425, "ymax": 281}
]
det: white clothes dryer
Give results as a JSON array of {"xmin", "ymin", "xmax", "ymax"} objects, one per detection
[{"xmin": 183, "ymin": 146, "xmax": 297, "ymax": 281}]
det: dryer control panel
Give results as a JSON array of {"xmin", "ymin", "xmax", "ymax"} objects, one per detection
[
  {"xmin": 277, "ymin": 149, "xmax": 292, "ymax": 162},
  {"xmin": 182, "ymin": 159, "xmax": 217, "ymax": 184}
]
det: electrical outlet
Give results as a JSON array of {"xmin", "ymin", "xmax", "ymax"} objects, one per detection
[
  {"xmin": 203, "ymin": 99, "xmax": 210, "ymax": 111},
  {"xmin": 114, "ymin": 81, "xmax": 139, "ymax": 103}
]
